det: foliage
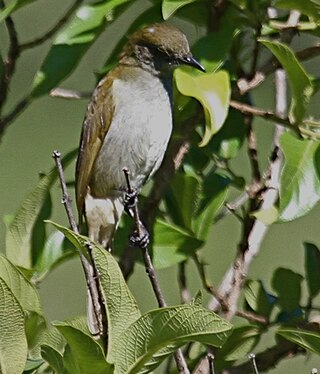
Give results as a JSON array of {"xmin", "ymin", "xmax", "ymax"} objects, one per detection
[{"xmin": 1, "ymin": 0, "xmax": 320, "ymax": 373}]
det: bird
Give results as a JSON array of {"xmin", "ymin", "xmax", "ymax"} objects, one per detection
[
  {"xmin": 76, "ymin": 22, "xmax": 204, "ymax": 249},
  {"xmin": 75, "ymin": 22, "xmax": 204, "ymax": 335}
]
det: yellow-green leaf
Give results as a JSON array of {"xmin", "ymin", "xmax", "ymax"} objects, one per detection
[{"xmin": 175, "ymin": 69, "xmax": 230, "ymax": 146}]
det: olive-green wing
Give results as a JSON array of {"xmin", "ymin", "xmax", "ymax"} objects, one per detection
[{"xmin": 75, "ymin": 76, "xmax": 115, "ymax": 222}]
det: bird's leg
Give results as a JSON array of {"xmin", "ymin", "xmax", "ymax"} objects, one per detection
[
  {"xmin": 122, "ymin": 167, "xmax": 150, "ymax": 248},
  {"xmin": 129, "ymin": 220, "xmax": 150, "ymax": 249},
  {"xmin": 124, "ymin": 188, "xmax": 138, "ymax": 215}
]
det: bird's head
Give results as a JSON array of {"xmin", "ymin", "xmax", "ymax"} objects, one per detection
[{"xmin": 120, "ymin": 23, "xmax": 205, "ymax": 75}]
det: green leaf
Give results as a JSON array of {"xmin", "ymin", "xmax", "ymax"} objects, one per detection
[
  {"xmin": 277, "ymin": 328, "xmax": 320, "ymax": 355},
  {"xmin": 5, "ymin": 149, "xmax": 76, "ymax": 268},
  {"xmin": 165, "ymin": 172, "xmax": 201, "ymax": 231},
  {"xmin": 274, "ymin": 0, "xmax": 320, "ymax": 23},
  {"xmin": 304, "ymin": 242, "xmax": 320, "ymax": 298},
  {"xmin": 152, "ymin": 219, "xmax": 203, "ymax": 269},
  {"xmin": 0, "ymin": 0, "xmax": 36, "ymax": 23},
  {"xmin": 47, "ymin": 222, "xmax": 141, "ymax": 362},
  {"xmin": 175, "ymin": 69, "xmax": 231, "ymax": 146},
  {"xmin": 31, "ymin": 0, "xmax": 131, "ymax": 97},
  {"xmin": 25, "ymin": 312, "xmax": 47, "ymax": 359},
  {"xmin": 0, "ymin": 255, "xmax": 42, "ymax": 314},
  {"xmin": 34, "ymin": 230, "xmax": 76, "ymax": 282},
  {"xmin": 113, "ymin": 305, "xmax": 232, "ymax": 374},
  {"xmin": 41, "ymin": 345, "xmax": 64, "ymax": 374},
  {"xmin": 54, "ymin": 322, "xmax": 113, "ymax": 374},
  {"xmin": 92, "ymin": 244, "xmax": 141, "ymax": 362},
  {"xmin": 162, "ymin": 0, "xmax": 197, "ymax": 20},
  {"xmin": 272, "ymin": 268, "xmax": 302, "ymax": 312},
  {"xmin": 208, "ymin": 108, "xmax": 246, "ymax": 159},
  {"xmin": 278, "ymin": 133, "xmax": 320, "ymax": 221},
  {"xmin": 23, "ymin": 358, "xmax": 44, "ymax": 372},
  {"xmin": 0, "ymin": 278, "xmax": 28, "ymax": 374},
  {"xmin": 193, "ymin": 173, "xmax": 230, "ymax": 240},
  {"xmin": 244, "ymin": 279, "xmax": 276, "ymax": 318},
  {"xmin": 217, "ymin": 326, "xmax": 261, "ymax": 362},
  {"xmin": 251, "ymin": 206, "xmax": 278, "ymax": 225},
  {"xmin": 259, "ymin": 39, "xmax": 314, "ymax": 124}
]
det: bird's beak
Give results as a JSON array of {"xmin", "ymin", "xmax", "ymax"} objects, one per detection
[{"xmin": 181, "ymin": 55, "xmax": 205, "ymax": 72}]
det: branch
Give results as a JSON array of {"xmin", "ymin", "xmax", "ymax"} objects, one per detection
[
  {"xmin": 210, "ymin": 71, "xmax": 288, "ymax": 320},
  {"xmin": 52, "ymin": 151, "xmax": 108, "ymax": 344},
  {"xmin": 123, "ymin": 168, "xmax": 190, "ymax": 374},
  {"xmin": 0, "ymin": 0, "xmax": 20, "ymax": 113},
  {"xmin": 20, "ymin": 0, "xmax": 84, "ymax": 50},
  {"xmin": 0, "ymin": 96, "xmax": 30, "ymax": 140},
  {"xmin": 222, "ymin": 340, "xmax": 304, "ymax": 374}
]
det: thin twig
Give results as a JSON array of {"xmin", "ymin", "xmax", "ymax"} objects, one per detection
[
  {"xmin": 52, "ymin": 150, "xmax": 108, "ymax": 344},
  {"xmin": 0, "ymin": 0, "xmax": 20, "ymax": 113},
  {"xmin": 248, "ymin": 353, "xmax": 259, "ymax": 374},
  {"xmin": 122, "ymin": 168, "xmax": 190, "ymax": 374},
  {"xmin": 207, "ymin": 353, "xmax": 215, "ymax": 374},
  {"xmin": 20, "ymin": 0, "xmax": 84, "ymax": 50},
  {"xmin": 222, "ymin": 340, "xmax": 304, "ymax": 374}
]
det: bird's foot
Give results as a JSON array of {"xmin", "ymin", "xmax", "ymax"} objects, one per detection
[
  {"xmin": 124, "ymin": 188, "xmax": 138, "ymax": 215},
  {"xmin": 129, "ymin": 222, "xmax": 150, "ymax": 249}
]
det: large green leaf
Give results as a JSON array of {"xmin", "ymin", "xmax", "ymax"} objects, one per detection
[
  {"xmin": 0, "ymin": 0, "xmax": 37, "ymax": 23},
  {"xmin": 5, "ymin": 149, "xmax": 76, "ymax": 268},
  {"xmin": 278, "ymin": 133, "xmax": 320, "ymax": 221},
  {"xmin": 31, "ymin": 0, "xmax": 132, "ymax": 97},
  {"xmin": 175, "ymin": 69, "xmax": 230, "ymax": 146},
  {"xmin": 47, "ymin": 221, "xmax": 141, "ymax": 362},
  {"xmin": 152, "ymin": 219, "xmax": 203, "ymax": 269},
  {"xmin": 216, "ymin": 326, "xmax": 261, "ymax": 362},
  {"xmin": 0, "ymin": 278, "xmax": 28, "ymax": 374},
  {"xmin": 113, "ymin": 304, "xmax": 232, "ymax": 374},
  {"xmin": 272, "ymin": 268, "xmax": 302, "ymax": 312},
  {"xmin": 274, "ymin": 0, "xmax": 320, "ymax": 23},
  {"xmin": 92, "ymin": 243, "xmax": 141, "ymax": 362},
  {"xmin": 244, "ymin": 279, "xmax": 276, "ymax": 319},
  {"xmin": 193, "ymin": 173, "xmax": 230, "ymax": 240},
  {"xmin": 54, "ymin": 322, "xmax": 113, "ymax": 374},
  {"xmin": 304, "ymin": 242, "xmax": 320, "ymax": 298},
  {"xmin": 41, "ymin": 345, "xmax": 64, "ymax": 374},
  {"xmin": 0, "ymin": 255, "xmax": 42, "ymax": 314},
  {"xmin": 34, "ymin": 230, "xmax": 76, "ymax": 283},
  {"xmin": 208, "ymin": 109, "xmax": 246, "ymax": 159},
  {"xmin": 162, "ymin": 0, "xmax": 197, "ymax": 20},
  {"xmin": 277, "ymin": 328, "xmax": 320, "ymax": 355},
  {"xmin": 259, "ymin": 39, "xmax": 314, "ymax": 124},
  {"xmin": 165, "ymin": 171, "xmax": 201, "ymax": 231}
]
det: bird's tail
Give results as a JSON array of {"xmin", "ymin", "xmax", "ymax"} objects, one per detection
[{"xmin": 84, "ymin": 193, "xmax": 124, "ymax": 336}]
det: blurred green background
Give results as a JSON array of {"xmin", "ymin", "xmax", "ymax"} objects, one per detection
[{"xmin": 1, "ymin": 0, "xmax": 320, "ymax": 371}]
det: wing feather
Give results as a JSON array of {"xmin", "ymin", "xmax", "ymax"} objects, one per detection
[{"xmin": 75, "ymin": 75, "xmax": 115, "ymax": 222}]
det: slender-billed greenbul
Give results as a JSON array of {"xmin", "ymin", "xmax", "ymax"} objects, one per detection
[{"xmin": 75, "ymin": 23, "xmax": 204, "ymax": 334}]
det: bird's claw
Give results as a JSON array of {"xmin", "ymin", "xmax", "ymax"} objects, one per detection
[
  {"xmin": 129, "ymin": 224, "xmax": 150, "ymax": 249},
  {"xmin": 124, "ymin": 189, "xmax": 138, "ymax": 213}
]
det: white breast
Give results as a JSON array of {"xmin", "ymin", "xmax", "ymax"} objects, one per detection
[{"xmin": 91, "ymin": 70, "xmax": 172, "ymax": 197}]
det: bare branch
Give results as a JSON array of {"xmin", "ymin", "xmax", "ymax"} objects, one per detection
[
  {"xmin": 122, "ymin": 168, "xmax": 190, "ymax": 374},
  {"xmin": 52, "ymin": 150, "xmax": 108, "ymax": 344},
  {"xmin": 20, "ymin": 0, "xmax": 84, "ymax": 51},
  {"xmin": 222, "ymin": 340, "xmax": 304, "ymax": 374},
  {"xmin": 0, "ymin": 0, "xmax": 20, "ymax": 113}
]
